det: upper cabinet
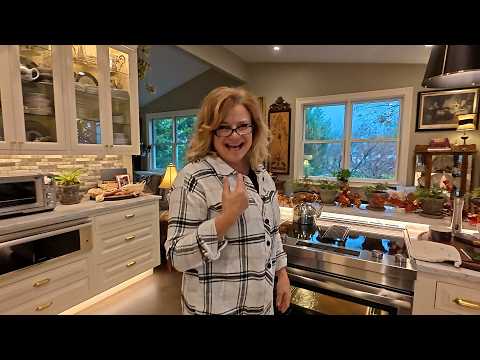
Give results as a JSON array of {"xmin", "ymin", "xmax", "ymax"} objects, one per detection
[{"xmin": 0, "ymin": 45, "xmax": 139, "ymax": 155}]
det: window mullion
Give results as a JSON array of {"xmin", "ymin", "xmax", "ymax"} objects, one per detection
[
  {"xmin": 172, "ymin": 117, "xmax": 177, "ymax": 167},
  {"xmin": 343, "ymin": 100, "xmax": 352, "ymax": 170}
]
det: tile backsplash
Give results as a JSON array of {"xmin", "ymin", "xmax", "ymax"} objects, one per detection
[{"xmin": 0, "ymin": 154, "xmax": 126, "ymax": 192}]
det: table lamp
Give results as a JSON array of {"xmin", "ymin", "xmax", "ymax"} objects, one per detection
[
  {"xmin": 457, "ymin": 114, "xmax": 476, "ymax": 145},
  {"xmin": 159, "ymin": 163, "xmax": 177, "ymax": 209}
]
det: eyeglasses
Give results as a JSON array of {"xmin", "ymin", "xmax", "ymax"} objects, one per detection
[{"xmin": 214, "ymin": 124, "xmax": 253, "ymax": 137}]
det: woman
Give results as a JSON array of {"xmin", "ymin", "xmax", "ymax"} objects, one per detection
[{"xmin": 165, "ymin": 86, "xmax": 291, "ymax": 315}]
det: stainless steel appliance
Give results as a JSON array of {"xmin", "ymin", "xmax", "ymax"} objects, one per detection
[
  {"xmin": 0, "ymin": 217, "xmax": 92, "ymax": 276},
  {"xmin": 0, "ymin": 174, "xmax": 56, "ymax": 217},
  {"xmin": 278, "ymin": 216, "xmax": 417, "ymax": 315}
]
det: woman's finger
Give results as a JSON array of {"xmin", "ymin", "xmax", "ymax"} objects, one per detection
[
  {"xmin": 236, "ymin": 173, "xmax": 245, "ymax": 192},
  {"xmin": 223, "ymin": 176, "xmax": 230, "ymax": 193}
]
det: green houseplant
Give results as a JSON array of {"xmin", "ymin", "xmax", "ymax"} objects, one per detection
[
  {"xmin": 333, "ymin": 168, "xmax": 351, "ymax": 183},
  {"xmin": 363, "ymin": 183, "xmax": 390, "ymax": 210},
  {"xmin": 54, "ymin": 168, "xmax": 83, "ymax": 205},
  {"xmin": 414, "ymin": 187, "xmax": 446, "ymax": 215}
]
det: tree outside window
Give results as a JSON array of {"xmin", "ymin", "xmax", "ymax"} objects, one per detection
[{"xmin": 150, "ymin": 113, "xmax": 196, "ymax": 171}]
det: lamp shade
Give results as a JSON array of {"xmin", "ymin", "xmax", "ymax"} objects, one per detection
[
  {"xmin": 159, "ymin": 163, "xmax": 177, "ymax": 189},
  {"xmin": 457, "ymin": 114, "xmax": 477, "ymax": 131},
  {"xmin": 422, "ymin": 45, "xmax": 480, "ymax": 88}
]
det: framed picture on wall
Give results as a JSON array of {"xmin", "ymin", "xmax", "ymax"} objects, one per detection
[
  {"xmin": 267, "ymin": 97, "xmax": 291, "ymax": 174},
  {"xmin": 416, "ymin": 87, "xmax": 480, "ymax": 131}
]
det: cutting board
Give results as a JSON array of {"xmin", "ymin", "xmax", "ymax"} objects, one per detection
[{"xmin": 418, "ymin": 232, "xmax": 480, "ymax": 271}]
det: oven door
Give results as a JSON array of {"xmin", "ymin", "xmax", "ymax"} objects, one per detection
[
  {"xmin": 0, "ymin": 176, "xmax": 44, "ymax": 216},
  {"xmin": 0, "ymin": 219, "xmax": 92, "ymax": 277},
  {"xmin": 283, "ymin": 267, "xmax": 413, "ymax": 315}
]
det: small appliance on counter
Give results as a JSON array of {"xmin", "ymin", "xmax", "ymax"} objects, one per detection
[{"xmin": 0, "ymin": 174, "xmax": 56, "ymax": 218}]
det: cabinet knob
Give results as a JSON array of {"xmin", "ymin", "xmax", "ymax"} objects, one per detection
[
  {"xmin": 33, "ymin": 278, "xmax": 50, "ymax": 288},
  {"xmin": 125, "ymin": 235, "xmax": 136, "ymax": 241},
  {"xmin": 35, "ymin": 301, "xmax": 53, "ymax": 311},
  {"xmin": 124, "ymin": 214, "xmax": 135, "ymax": 219},
  {"xmin": 126, "ymin": 260, "xmax": 136, "ymax": 268}
]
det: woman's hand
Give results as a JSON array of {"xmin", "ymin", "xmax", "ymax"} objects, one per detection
[
  {"xmin": 275, "ymin": 268, "xmax": 291, "ymax": 313},
  {"xmin": 215, "ymin": 173, "xmax": 249, "ymax": 238}
]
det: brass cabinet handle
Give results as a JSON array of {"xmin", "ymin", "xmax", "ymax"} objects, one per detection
[
  {"xmin": 454, "ymin": 298, "xmax": 480, "ymax": 310},
  {"xmin": 125, "ymin": 235, "xmax": 136, "ymax": 241},
  {"xmin": 35, "ymin": 301, "xmax": 53, "ymax": 311},
  {"xmin": 124, "ymin": 214, "xmax": 135, "ymax": 219},
  {"xmin": 33, "ymin": 278, "xmax": 50, "ymax": 288},
  {"xmin": 126, "ymin": 260, "xmax": 136, "ymax": 268}
]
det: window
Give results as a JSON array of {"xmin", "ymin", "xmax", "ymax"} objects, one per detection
[
  {"xmin": 147, "ymin": 109, "xmax": 197, "ymax": 171},
  {"xmin": 296, "ymin": 88, "xmax": 413, "ymax": 185}
]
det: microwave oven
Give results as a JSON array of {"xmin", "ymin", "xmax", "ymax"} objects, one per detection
[{"xmin": 0, "ymin": 174, "xmax": 57, "ymax": 217}]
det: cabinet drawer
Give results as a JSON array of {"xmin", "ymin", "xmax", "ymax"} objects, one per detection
[
  {"xmin": 94, "ymin": 204, "xmax": 156, "ymax": 234},
  {"xmin": 94, "ymin": 245, "xmax": 155, "ymax": 292},
  {"xmin": 435, "ymin": 281, "xmax": 480, "ymax": 315},
  {"xmin": 0, "ymin": 258, "xmax": 88, "ymax": 308},
  {"xmin": 95, "ymin": 221, "xmax": 154, "ymax": 262},
  {"xmin": 2, "ymin": 277, "xmax": 89, "ymax": 315}
]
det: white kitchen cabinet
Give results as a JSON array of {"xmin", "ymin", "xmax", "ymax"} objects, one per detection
[
  {"xmin": 413, "ymin": 271, "xmax": 480, "ymax": 314},
  {"xmin": 0, "ymin": 45, "xmax": 139, "ymax": 156},
  {"xmin": 0, "ymin": 199, "xmax": 160, "ymax": 314}
]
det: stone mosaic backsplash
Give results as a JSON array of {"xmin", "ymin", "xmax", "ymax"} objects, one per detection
[{"xmin": 0, "ymin": 154, "xmax": 125, "ymax": 192}]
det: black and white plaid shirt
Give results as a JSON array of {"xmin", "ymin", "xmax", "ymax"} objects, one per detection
[{"xmin": 165, "ymin": 154, "xmax": 287, "ymax": 315}]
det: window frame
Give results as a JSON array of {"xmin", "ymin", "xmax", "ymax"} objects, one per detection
[
  {"xmin": 146, "ymin": 108, "xmax": 198, "ymax": 171},
  {"xmin": 295, "ymin": 87, "xmax": 414, "ymax": 186}
]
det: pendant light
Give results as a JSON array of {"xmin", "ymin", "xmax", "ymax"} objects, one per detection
[{"xmin": 422, "ymin": 45, "xmax": 480, "ymax": 88}]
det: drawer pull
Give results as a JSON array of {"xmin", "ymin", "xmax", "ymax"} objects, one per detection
[
  {"xmin": 126, "ymin": 260, "xmax": 137, "ymax": 267},
  {"xmin": 35, "ymin": 301, "xmax": 53, "ymax": 311},
  {"xmin": 33, "ymin": 278, "xmax": 50, "ymax": 288},
  {"xmin": 454, "ymin": 298, "xmax": 480, "ymax": 310},
  {"xmin": 125, "ymin": 235, "xmax": 136, "ymax": 241},
  {"xmin": 125, "ymin": 214, "xmax": 135, "ymax": 219}
]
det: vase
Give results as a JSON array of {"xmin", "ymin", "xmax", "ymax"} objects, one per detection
[{"xmin": 58, "ymin": 184, "xmax": 81, "ymax": 205}]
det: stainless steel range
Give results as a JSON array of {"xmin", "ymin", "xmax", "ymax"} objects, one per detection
[{"xmin": 279, "ymin": 216, "xmax": 417, "ymax": 315}]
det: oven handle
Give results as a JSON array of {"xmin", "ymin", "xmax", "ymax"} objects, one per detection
[
  {"xmin": 287, "ymin": 271, "xmax": 412, "ymax": 312},
  {"xmin": 0, "ymin": 222, "xmax": 92, "ymax": 249}
]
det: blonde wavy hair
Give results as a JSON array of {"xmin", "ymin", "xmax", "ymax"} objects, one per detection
[{"xmin": 186, "ymin": 86, "xmax": 271, "ymax": 169}]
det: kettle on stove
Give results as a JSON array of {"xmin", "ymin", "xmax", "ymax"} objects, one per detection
[{"xmin": 293, "ymin": 201, "xmax": 323, "ymax": 225}]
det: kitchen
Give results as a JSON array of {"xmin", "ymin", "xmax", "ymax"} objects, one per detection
[{"xmin": 1, "ymin": 45, "xmax": 480, "ymax": 315}]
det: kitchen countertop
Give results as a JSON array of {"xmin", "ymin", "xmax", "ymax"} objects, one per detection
[
  {"xmin": 279, "ymin": 206, "xmax": 480, "ymax": 283},
  {"xmin": 0, "ymin": 195, "xmax": 160, "ymax": 235}
]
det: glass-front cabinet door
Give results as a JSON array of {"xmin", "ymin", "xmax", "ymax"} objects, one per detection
[
  {"xmin": 10, "ymin": 45, "xmax": 66, "ymax": 151},
  {"xmin": 105, "ymin": 46, "xmax": 139, "ymax": 155},
  {"xmin": 67, "ymin": 45, "xmax": 106, "ymax": 153}
]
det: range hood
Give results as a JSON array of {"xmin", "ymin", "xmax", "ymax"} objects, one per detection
[{"xmin": 422, "ymin": 45, "xmax": 480, "ymax": 88}]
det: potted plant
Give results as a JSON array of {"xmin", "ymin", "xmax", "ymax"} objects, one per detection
[
  {"xmin": 317, "ymin": 180, "xmax": 340, "ymax": 205},
  {"xmin": 333, "ymin": 168, "xmax": 351, "ymax": 189},
  {"xmin": 54, "ymin": 168, "xmax": 83, "ymax": 205},
  {"xmin": 363, "ymin": 183, "xmax": 390, "ymax": 210},
  {"xmin": 414, "ymin": 187, "xmax": 446, "ymax": 215}
]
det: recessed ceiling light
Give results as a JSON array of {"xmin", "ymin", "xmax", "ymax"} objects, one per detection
[{"xmin": 273, "ymin": 46, "xmax": 281, "ymax": 52}]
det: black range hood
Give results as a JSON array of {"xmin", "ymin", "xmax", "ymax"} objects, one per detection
[{"xmin": 422, "ymin": 45, "xmax": 480, "ymax": 88}]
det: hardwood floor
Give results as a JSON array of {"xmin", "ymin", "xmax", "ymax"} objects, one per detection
[{"xmin": 77, "ymin": 264, "xmax": 183, "ymax": 315}]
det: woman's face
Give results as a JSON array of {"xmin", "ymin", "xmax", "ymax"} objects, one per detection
[{"xmin": 213, "ymin": 104, "xmax": 253, "ymax": 167}]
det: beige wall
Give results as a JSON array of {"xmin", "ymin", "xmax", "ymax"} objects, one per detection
[{"xmin": 245, "ymin": 62, "xmax": 480, "ymax": 187}]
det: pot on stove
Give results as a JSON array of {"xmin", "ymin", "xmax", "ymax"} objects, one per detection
[{"xmin": 293, "ymin": 201, "xmax": 323, "ymax": 225}]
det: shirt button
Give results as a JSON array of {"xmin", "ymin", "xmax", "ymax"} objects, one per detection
[
  {"xmin": 267, "ymin": 240, "xmax": 271, "ymax": 246},
  {"xmin": 262, "ymin": 177, "xmax": 265, "ymax": 181},
  {"xmin": 265, "ymin": 219, "xmax": 270, "ymax": 224},
  {"xmin": 267, "ymin": 263, "xmax": 271, "ymax": 269}
]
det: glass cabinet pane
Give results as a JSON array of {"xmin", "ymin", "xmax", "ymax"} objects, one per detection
[
  {"xmin": 0, "ymin": 89, "xmax": 4, "ymax": 142},
  {"xmin": 72, "ymin": 45, "xmax": 101, "ymax": 144},
  {"xmin": 19, "ymin": 45, "xmax": 57, "ymax": 142},
  {"xmin": 109, "ymin": 47, "xmax": 131, "ymax": 145}
]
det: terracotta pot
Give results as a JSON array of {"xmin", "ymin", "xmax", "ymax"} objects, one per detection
[{"xmin": 57, "ymin": 184, "xmax": 81, "ymax": 205}]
